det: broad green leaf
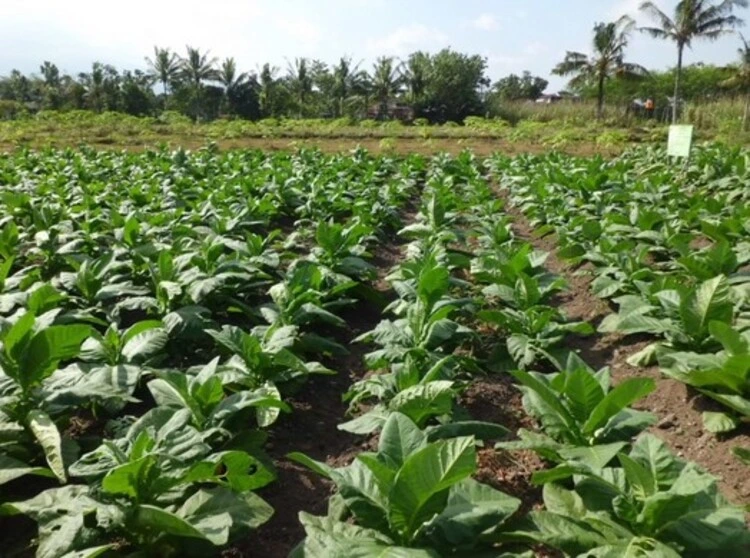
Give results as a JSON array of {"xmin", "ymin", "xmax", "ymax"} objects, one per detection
[
  {"xmin": 28, "ymin": 410, "xmax": 67, "ymax": 483},
  {"xmin": 178, "ymin": 487, "xmax": 273, "ymax": 545},
  {"xmin": 582, "ymin": 378, "xmax": 655, "ymax": 437},
  {"xmin": 131, "ymin": 504, "xmax": 208, "ymax": 540},
  {"xmin": 0, "ymin": 453, "xmax": 56, "ymax": 485},
  {"xmin": 378, "ymin": 412, "xmax": 428, "ymax": 468},
  {"xmin": 388, "ymin": 436, "xmax": 475, "ymax": 538},
  {"xmin": 424, "ymin": 478, "xmax": 520, "ymax": 548},
  {"xmin": 22, "ymin": 325, "xmax": 91, "ymax": 387},
  {"xmin": 702, "ymin": 411, "xmax": 739, "ymax": 433},
  {"xmin": 122, "ymin": 325, "xmax": 168, "ymax": 362},
  {"xmin": 511, "ymin": 369, "xmax": 579, "ymax": 435},
  {"xmin": 629, "ymin": 434, "xmax": 683, "ymax": 488},
  {"xmin": 679, "ymin": 276, "xmax": 733, "ymax": 341},
  {"xmin": 709, "ymin": 321, "xmax": 748, "ymax": 355},
  {"xmin": 542, "ymin": 483, "xmax": 586, "ymax": 518},
  {"xmin": 564, "ymin": 368, "xmax": 606, "ymax": 424},
  {"xmin": 287, "ymin": 452, "xmax": 334, "ymax": 479}
]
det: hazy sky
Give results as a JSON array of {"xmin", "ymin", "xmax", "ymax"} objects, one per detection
[{"xmin": 0, "ymin": 0, "xmax": 747, "ymax": 91}]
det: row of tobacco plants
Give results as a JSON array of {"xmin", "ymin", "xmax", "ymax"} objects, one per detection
[
  {"xmin": 289, "ymin": 150, "xmax": 750, "ymax": 557},
  {"xmin": 0, "ymin": 145, "xmax": 747, "ymax": 557}
]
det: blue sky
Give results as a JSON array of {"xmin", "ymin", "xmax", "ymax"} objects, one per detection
[{"xmin": 0, "ymin": 0, "xmax": 747, "ymax": 91}]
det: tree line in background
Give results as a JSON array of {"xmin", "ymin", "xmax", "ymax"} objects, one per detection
[
  {"xmin": 0, "ymin": 1, "xmax": 749, "ymax": 126},
  {"xmin": 0, "ymin": 48, "xmax": 490, "ymax": 124}
]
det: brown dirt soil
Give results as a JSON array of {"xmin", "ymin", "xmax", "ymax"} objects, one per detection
[
  {"xmin": 499, "ymin": 190, "xmax": 750, "ymax": 506},
  {"xmin": 462, "ymin": 375, "xmax": 546, "ymax": 514}
]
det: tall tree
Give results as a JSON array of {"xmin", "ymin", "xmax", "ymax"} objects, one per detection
[
  {"xmin": 217, "ymin": 57, "xmax": 248, "ymax": 116},
  {"xmin": 286, "ymin": 58, "xmax": 313, "ymax": 117},
  {"xmin": 180, "ymin": 46, "xmax": 218, "ymax": 120},
  {"xmin": 331, "ymin": 57, "xmax": 363, "ymax": 117},
  {"xmin": 38, "ymin": 61, "xmax": 62, "ymax": 109},
  {"xmin": 721, "ymin": 33, "xmax": 750, "ymax": 129},
  {"xmin": 145, "ymin": 46, "xmax": 180, "ymax": 103},
  {"xmin": 493, "ymin": 71, "xmax": 549, "ymax": 101},
  {"xmin": 259, "ymin": 63, "xmax": 280, "ymax": 117},
  {"xmin": 403, "ymin": 51, "xmax": 430, "ymax": 106},
  {"xmin": 419, "ymin": 49, "xmax": 490, "ymax": 122},
  {"xmin": 640, "ymin": 0, "xmax": 747, "ymax": 122},
  {"xmin": 372, "ymin": 57, "xmax": 402, "ymax": 118},
  {"xmin": 553, "ymin": 17, "xmax": 647, "ymax": 119}
]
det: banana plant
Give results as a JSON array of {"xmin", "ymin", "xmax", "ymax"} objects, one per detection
[{"xmin": 289, "ymin": 413, "xmax": 525, "ymax": 557}]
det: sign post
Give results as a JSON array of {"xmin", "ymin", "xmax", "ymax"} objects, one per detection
[{"xmin": 667, "ymin": 125, "xmax": 694, "ymax": 159}]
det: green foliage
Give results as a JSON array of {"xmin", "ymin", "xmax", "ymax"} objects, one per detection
[
  {"xmin": 290, "ymin": 413, "xmax": 522, "ymax": 556},
  {"xmin": 498, "ymin": 354, "xmax": 656, "ymax": 465},
  {"xmin": 507, "ymin": 434, "xmax": 750, "ymax": 557}
]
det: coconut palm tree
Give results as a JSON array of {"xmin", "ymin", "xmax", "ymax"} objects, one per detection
[
  {"xmin": 286, "ymin": 58, "xmax": 313, "ymax": 117},
  {"xmin": 180, "ymin": 46, "xmax": 218, "ymax": 120},
  {"xmin": 721, "ymin": 33, "xmax": 750, "ymax": 130},
  {"xmin": 640, "ymin": 0, "xmax": 748, "ymax": 123},
  {"xmin": 145, "ymin": 46, "xmax": 180, "ymax": 102},
  {"xmin": 259, "ymin": 63, "xmax": 280, "ymax": 118},
  {"xmin": 217, "ymin": 57, "xmax": 247, "ymax": 116},
  {"xmin": 372, "ymin": 57, "xmax": 403, "ymax": 119},
  {"xmin": 180, "ymin": 46, "xmax": 218, "ymax": 89},
  {"xmin": 332, "ymin": 57, "xmax": 363, "ymax": 117},
  {"xmin": 402, "ymin": 51, "xmax": 431, "ymax": 105},
  {"xmin": 553, "ymin": 17, "xmax": 647, "ymax": 119}
]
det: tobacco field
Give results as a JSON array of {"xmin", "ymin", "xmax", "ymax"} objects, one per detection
[{"xmin": 0, "ymin": 144, "xmax": 748, "ymax": 557}]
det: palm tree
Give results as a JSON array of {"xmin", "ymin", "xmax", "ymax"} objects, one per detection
[
  {"xmin": 721, "ymin": 33, "xmax": 750, "ymax": 130},
  {"xmin": 286, "ymin": 58, "xmax": 313, "ymax": 117},
  {"xmin": 145, "ymin": 46, "xmax": 180, "ymax": 101},
  {"xmin": 217, "ymin": 57, "xmax": 247, "ymax": 116},
  {"xmin": 259, "ymin": 63, "xmax": 280, "ymax": 117},
  {"xmin": 553, "ymin": 17, "xmax": 647, "ymax": 119},
  {"xmin": 640, "ymin": 0, "xmax": 748, "ymax": 123},
  {"xmin": 332, "ymin": 57, "xmax": 363, "ymax": 117},
  {"xmin": 180, "ymin": 46, "xmax": 218, "ymax": 89},
  {"xmin": 180, "ymin": 46, "xmax": 217, "ymax": 120},
  {"xmin": 372, "ymin": 57, "xmax": 403, "ymax": 119},
  {"xmin": 402, "ymin": 51, "xmax": 431, "ymax": 105}
]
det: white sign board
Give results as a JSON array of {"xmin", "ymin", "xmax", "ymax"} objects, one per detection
[{"xmin": 667, "ymin": 125, "xmax": 694, "ymax": 158}]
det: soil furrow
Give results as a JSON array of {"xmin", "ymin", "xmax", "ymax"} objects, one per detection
[{"xmin": 237, "ymin": 203, "xmax": 419, "ymax": 557}]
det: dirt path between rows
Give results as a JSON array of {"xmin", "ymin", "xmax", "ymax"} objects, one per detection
[
  {"xmin": 498, "ymin": 191, "xmax": 750, "ymax": 506},
  {"xmin": 230, "ymin": 203, "xmax": 417, "ymax": 557}
]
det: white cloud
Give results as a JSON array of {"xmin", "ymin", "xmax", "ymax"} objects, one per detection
[
  {"xmin": 367, "ymin": 24, "xmax": 448, "ymax": 56},
  {"xmin": 472, "ymin": 13, "xmax": 499, "ymax": 31}
]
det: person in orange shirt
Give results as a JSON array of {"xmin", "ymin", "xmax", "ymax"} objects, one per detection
[{"xmin": 645, "ymin": 98, "xmax": 655, "ymax": 118}]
